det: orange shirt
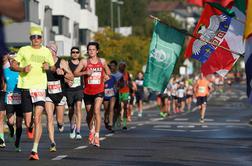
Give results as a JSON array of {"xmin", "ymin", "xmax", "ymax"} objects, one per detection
[
  {"xmin": 119, "ymin": 72, "xmax": 130, "ymax": 93},
  {"xmin": 195, "ymin": 79, "xmax": 210, "ymax": 97}
]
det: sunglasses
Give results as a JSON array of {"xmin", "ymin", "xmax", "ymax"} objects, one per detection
[
  {"xmin": 30, "ymin": 35, "xmax": 42, "ymax": 40},
  {"xmin": 71, "ymin": 51, "xmax": 80, "ymax": 54}
]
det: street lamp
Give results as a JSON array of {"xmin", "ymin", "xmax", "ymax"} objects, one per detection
[{"xmin": 116, "ymin": 1, "xmax": 124, "ymax": 31}]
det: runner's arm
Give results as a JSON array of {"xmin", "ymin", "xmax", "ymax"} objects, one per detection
[
  {"xmin": 74, "ymin": 59, "xmax": 91, "ymax": 76},
  {"xmin": 10, "ymin": 59, "xmax": 30, "ymax": 73},
  {"xmin": 0, "ymin": 0, "xmax": 24, "ymax": 21},
  {"xmin": 60, "ymin": 59, "xmax": 74, "ymax": 81}
]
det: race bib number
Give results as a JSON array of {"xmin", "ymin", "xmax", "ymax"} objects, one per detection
[
  {"xmin": 48, "ymin": 80, "xmax": 62, "ymax": 94},
  {"xmin": 29, "ymin": 89, "xmax": 46, "ymax": 103},
  {"xmin": 198, "ymin": 86, "xmax": 206, "ymax": 93},
  {"xmin": 136, "ymin": 80, "xmax": 143, "ymax": 86},
  {"xmin": 88, "ymin": 72, "xmax": 101, "ymax": 85},
  {"xmin": 70, "ymin": 77, "xmax": 81, "ymax": 88},
  {"xmin": 6, "ymin": 92, "xmax": 21, "ymax": 105},
  {"xmin": 105, "ymin": 88, "xmax": 115, "ymax": 97}
]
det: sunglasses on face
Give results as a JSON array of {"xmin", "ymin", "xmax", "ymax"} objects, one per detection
[
  {"xmin": 71, "ymin": 51, "xmax": 80, "ymax": 54},
  {"xmin": 30, "ymin": 35, "xmax": 42, "ymax": 40}
]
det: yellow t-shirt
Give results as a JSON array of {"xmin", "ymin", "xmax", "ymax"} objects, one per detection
[{"xmin": 14, "ymin": 46, "xmax": 54, "ymax": 89}]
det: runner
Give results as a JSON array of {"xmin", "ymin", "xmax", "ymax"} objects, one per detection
[
  {"xmin": 194, "ymin": 73, "xmax": 213, "ymax": 123},
  {"xmin": 0, "ymin": 56, "xmax": 6, "ymax": 148},
  {"xmin": 103, "ymin": 66, "xmax": 117, "ymax": 131},
  {"xmin": 108, "ymin": 60, "xmax": 122, "ymax": 129},
  {"xmin": 176, "ymin": 81, "xmax": 186, "ymax": 112},
  {"xmin": 65, "ymin": 47, "xmax": 84, "ymax": 140},
  {"xmin": 135, "ymin": 71, "xmax": 144, "ymax": 118},
  {"xmin": 45, "ymin": 42, "xmax": 73, "ymax": 152},
  {"xmin": 127, "ymin": 74, "xmax": 137, "ymax": 121},
  {"xmin": 3, "ymin": 53, "xmax": 23, "ymax": 151},
  {"xmin": 185, "ymin": 79, "xmax": 194, "ymax": 112},
  {"xmin": 11, "ymin": 26, "xmax": 55, "ymax": 160},
  {"xmin": 118, "ymin": 61, "xmax": 131, "ymax": 130},
  {"xmin": 74, "ymin": 42, "xmax": 110, "ymax": 147},
  {"xmin": 160, "ymin": 81, "xmax": 172, "ymax": 118}
]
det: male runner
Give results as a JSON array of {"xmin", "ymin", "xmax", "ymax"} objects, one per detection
[
  {"xmin": 11, "ymin": 26, "xmax": 55, "ymax": 160},
  {"xmin": 74, "ymin": 42, "xmax": 110, "ymax": 147}
]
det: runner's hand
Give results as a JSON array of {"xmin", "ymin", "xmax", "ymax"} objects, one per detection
[
  {"xmin": 56, "ymin": 68, "xmax": 64, "ymax": 75},
  {"xmin": 23, "ymin": 64, "xmax": 31, "ymax": 73},
  {"xmin": 42, "ymin": 62, "xmax": 50, "ymax": 71}
]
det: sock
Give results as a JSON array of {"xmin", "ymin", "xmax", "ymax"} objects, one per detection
[
  {"xmin": 28, "ymin": 126, "xmax": 33, "ymax": 133},
  {"xmin": 76, "ymin": 128, "xmax": 80, "ymax": 134},
  {"xmin": 0, "ymin": 133, "xmax": 4, "ymax": 141},
  {"xmin": 90, "ymin": 127, "xmax": 95, "ymax": 134},
  {"xmin": 7, "ymin": 122, "xmax": 14, "ymax": 137},
  {"xmin": 94, "ymin": 132, "xmax": 99, "ymax": 138},
  {"xmin": 15, "ymin": 127, "xmax": 22, "ymax": 147},
  {"xmin": 57, "ymin": 123, "xmax": 63, "ymax": 129},
  {"xmin": 123, "ymin": 118, "xmax": 127, "ymax": 127},
  {"xmin": 32, "ymin": 143, "xmax": 39, "ymax": 153}
]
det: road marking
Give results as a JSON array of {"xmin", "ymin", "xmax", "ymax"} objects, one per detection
[
  {"xmin": 150, "ymin": 118, "xmax": 164, "ymax": 121},
  {"xmin": 130, "ymin": 126, "xmax": 136, "ymax": 129},
  {"xmin": 137, "ymin": 123, "xmax": 143, "ymax": 126},
  {"xmin": 174, "ymin": 118, "xmax": 188, "ymax": 121},
  {"xmin": 75, "ymin": 146, "xmax": 88, "ymax": 150},
  {"xmin": 201, "ymin": 125, "xmax": 208, "ymax": 128},
  {"xmin": 226, "ymin": 119, "xmax": 240, "ymax": 122},
  {"xmin": 99, "ymin": 137, "xmax": 106, "ymax": 141},
  {"xmin": 105, "ymin": 133, "xmax": 114, "ymax": 137},
  {"xmin": 189, "ymin": 129, "xmax": 220, "ymax": 132},
  {"xmin": 153, "ymin": 128, "xmax": 186, "ymax": 132},
  {"xmin": 52, "ymin": 155, "xmax": 68, "ymax": 160},
  {"xmin": 153, "ymin": 125, "xmax": 171, "ymax": 128}
]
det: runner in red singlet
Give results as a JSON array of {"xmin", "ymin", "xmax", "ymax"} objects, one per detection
[{"xmin": 74, "ymin": 42, "xmax": 110, "ymax": 147}]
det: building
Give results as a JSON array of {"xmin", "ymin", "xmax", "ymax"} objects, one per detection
[{"xmin": 4, "ymin": 0, "xmax": 98, "ymax": 56}]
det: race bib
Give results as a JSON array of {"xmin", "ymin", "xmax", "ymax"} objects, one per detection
[
  {"xmin": 70, "ymin": 77, "xmax": 81, "ymax": 88},
  {"xmin": 48, "ymin": 80, "xmax": 62, "ymax": 94},
  {"xmin": 136, "ymin": 80, "xmax": 143, "ymax": 86},
  {"xmin": 29, "ymin": 89, "xmax": 46, "ymax": 103},
  {"xmin": 88, "ymin": 72, "xmax": 101, "ymax": 85},
  {"xmin": 6, "ymin": 92, "xmax": 21, "ymax": 105},
  {"xmin": 198, "ymin": 86, "xmax": 206, "ymax": 93},
  {"xmin": 105, "ymin": 88, "xmax": 115, "ymax": 97}
]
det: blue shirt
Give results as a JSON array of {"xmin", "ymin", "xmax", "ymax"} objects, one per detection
[{"xmin": 104, "ymin": 75, "xmax": 117, "ymax": 100}]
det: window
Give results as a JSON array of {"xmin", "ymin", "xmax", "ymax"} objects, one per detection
[
  {"xmin": 24, "ymin": 0, "xmax": 40, "ymax": 24},
  {"xmin": 78, "ymin": 0, "xmax": 91, "ymax": 11},
  {"xmin": 52, "ymin": 16, "xmax": 70, "ymax": 37},
  {"xmin": 79, "ymin": 29, "xmax": 91, "ymax": 45}
]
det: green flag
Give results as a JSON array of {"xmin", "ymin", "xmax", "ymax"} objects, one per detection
[{"xmin": 143, "ymin": 20, "xmax": 185, "ymax": 92}]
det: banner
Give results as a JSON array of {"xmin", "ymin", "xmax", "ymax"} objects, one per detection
[{"xmin": 144, "ymin": 20, "xmax": 185, "ymax": 92}]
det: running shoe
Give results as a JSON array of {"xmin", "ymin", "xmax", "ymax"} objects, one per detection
[
  {"xmin": 75, "ymin": 133, "xmax": 82, "ymax": 140},
  {"xmin": 26, "ymin": 128, "xmax": 34, "ymax": 140},
  {"xmin": 199, "ymin": 118, "xmax": 205, "ymax": 123},
  {"xmin": 69, "ymin": 127, "xmax": 76, "ymax": 139},
  {"xmin": 57, "ymin": 124, "xmax": 64, "ymax": 133},
  {"xmin": 0, "ymin": 138, "xmax": 6, "ymax": 148},
  {"xmin": 8, "ymin": 135, "xmax": 15, "ymax": 143},
  {"xmin": 93, "ymin": 136, "xmax": 100, "ymax": 147},
  {"xmin": 138, "ymin": 112, "xmax": 142, "ymax": 117},
  {"xmin": 15, "ymin": 146, "xmax": 21, "ymax": 152},
  {"xmin": 29, "ymin": 151, "xmax": 39, "ymax": 160},
  {"xmin": 88, "ymin": 132, "xmax": 94, "ymax": 145},
  {"xmin": 122, "ymin": 126, "xmax": 127, "ymax": 130},
  {"xmin": 49, "ymin": 143, "xmax": 56, "ymax": 152}
]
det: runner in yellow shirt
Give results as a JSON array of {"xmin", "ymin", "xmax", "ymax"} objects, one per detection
[{"xmin": 11, "ymin": 26, "xmax": 55, "ymax": 160}]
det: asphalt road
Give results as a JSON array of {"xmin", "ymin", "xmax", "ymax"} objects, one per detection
[{"xmin": 0, "ymin": 83, "xmax": 252, "ymax": 166}]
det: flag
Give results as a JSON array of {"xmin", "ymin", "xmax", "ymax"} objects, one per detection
[
  {"xmin": 184, "ymin": 3, "xmax": 245, "ymax": 76},
  {"xmin": 187, "ymin": 0, "xmax": 233, "ymax": 7},
  {"xmin": 244, "ymin": 0, "xmax": 252, "ymax": 102},
  {"xmin": 143, "ymin": 20, "xmax": 185, "ymax": 92}
]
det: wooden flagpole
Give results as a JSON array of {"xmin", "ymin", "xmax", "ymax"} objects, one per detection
[{"xmin": 149, "ymin": 15, "xmax": 244, "ymax": 57}]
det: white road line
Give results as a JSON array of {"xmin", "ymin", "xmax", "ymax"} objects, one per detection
[
  {"xmin": 137, "ymin": 123, "xmax": 143, "ymax": 126},
  {"xmin": 74, "ymin": 146, "xmax": 88, "ymax": 150},
  {"xmin": 150, "ymin": 118, "xmax": 164, "ymax": 121},
  {"xmin": 99, "ymin": 137, "xmax": 106, "ymax": 141},
  {"xmin": 52, "ymin": 155, "xmax": 68, "ymax": 160},
  {"xmin": 130, "ymin": 126, "xmax": 136, "ymax": 129},
  {"xmin": 201, "ymin": 125, "xmax": 208, "ymax": 128},
  {"xmin": 153, "ymin": 125, "xmax": 171, "ymax": 128},
  {"xmin": 153, "ymin": 128, "xmax": 186, "ymax": 132},
  {"xmin": 174, "ymin": 118, "xmax": 188, "ymax": 121},
  {"xmin": 105, "ymin": 133, "xmax": 114, "ymax": 137},
  {"xmin": 226, "ymin": 119, "xmax": 240, "ymax": 122}
]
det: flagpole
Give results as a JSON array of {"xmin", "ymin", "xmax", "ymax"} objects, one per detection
[{"xmin": 149, "ymin": 15, "xmax": 244, "ymax": 57}]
